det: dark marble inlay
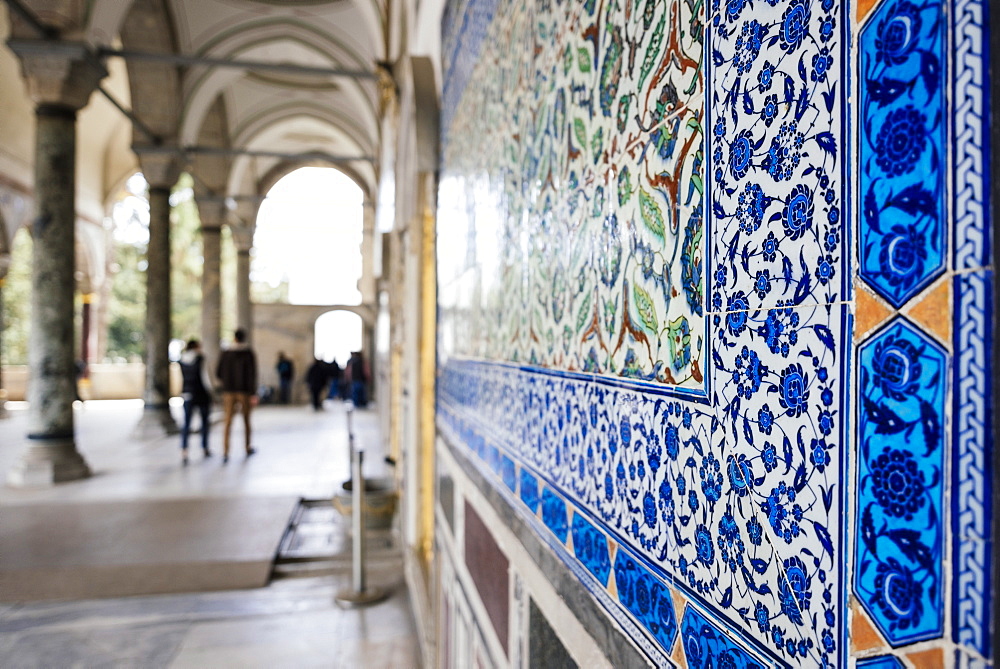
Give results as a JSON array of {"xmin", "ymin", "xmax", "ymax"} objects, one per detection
[
  {"xmin": 464, "ymin": 499, "xmax": 510, "ymax": 656},
  {"xmin": 529, "ymin": 597, "xmax": 578, "ymax": 669}
]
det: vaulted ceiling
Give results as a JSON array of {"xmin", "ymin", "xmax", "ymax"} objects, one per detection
[{"xmin": 6, "ymin": 0, "xmax": 397, "ymax": 205}]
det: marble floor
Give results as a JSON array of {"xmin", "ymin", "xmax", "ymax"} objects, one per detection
[{"xmin": 0, "ymin": 399, "xmax": 419, "ymax": 667}]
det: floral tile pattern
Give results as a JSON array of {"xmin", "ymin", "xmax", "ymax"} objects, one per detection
[
  {"xmin": 708, "ymin": 0, "xmax": 847, "ymax": 313},
  {"xmin": 680, "ymin": 605, "xmax": 769, "ymax": 668},
  {"xmin": 437, "ymin": 0, "xmax": 993, "ymax": 664},
  {"xmin": 855, "ymin": 318, "xmax": 947, "ymax": 645},
  {"xmin": 858, "ymin": 0, "xmax": 946, "ymax": 308}
]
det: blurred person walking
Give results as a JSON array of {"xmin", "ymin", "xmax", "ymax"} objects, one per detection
[
  {"xmin": 216, "ymin": 328, "xmax": 258, "ymax": 463},
  {"xmin": 179, "ymin": 339, "xmax": 213, "ymax": 465}
]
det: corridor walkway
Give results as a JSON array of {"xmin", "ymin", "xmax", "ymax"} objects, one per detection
[{"xmin": 0, "ymin": 399, "xmax": 419, "ymax": 668}]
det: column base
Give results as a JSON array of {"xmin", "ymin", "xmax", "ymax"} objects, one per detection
[
  {"xmin": 133, "ymin": 404, "xmax": 180, "ymax": 438},
  {"xmin": 7, "ymin": 437, "xmax": 91, "ymax": 487}
]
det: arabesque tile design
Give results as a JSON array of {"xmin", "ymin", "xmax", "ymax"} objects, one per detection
[{"xmin": 439, "ymin": 0, "xmax": 707, "ymax": 387}]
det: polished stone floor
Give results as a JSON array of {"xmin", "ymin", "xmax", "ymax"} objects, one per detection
[{"xmin": 0, "ymin": 399, "xmax": 418, "ymax": 667}]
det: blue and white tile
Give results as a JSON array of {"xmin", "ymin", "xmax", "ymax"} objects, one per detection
[{"xmin": 708, "ymin": 0, "xmax": 848, "ymax": 313}]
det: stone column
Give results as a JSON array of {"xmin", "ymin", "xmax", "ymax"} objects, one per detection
[
  {"xmin": 229, "ymin": 220, "xmax": 254, "ymax": 343},
  {"xmin": 196, "ymin": 202, "xmax": 224, "ymax": 371},
  {"xmin": 6, "ymin": 42, "xmax": 105, "ymax": 485},
  {"xmin": 0, "ymin": 256, "xmax": 9, "ymax": 420},
  {"xmin": 359, "ymin": 199, "xmax": 377, "ymax": 305},
  {"xmin": 134, "ymin": 158, "xmax": 180, "ymax": 437}
]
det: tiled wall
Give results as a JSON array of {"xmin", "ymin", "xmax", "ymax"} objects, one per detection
[{"xmin": 436, "ymin": 0, "xmax": 992, "ymax": 666}]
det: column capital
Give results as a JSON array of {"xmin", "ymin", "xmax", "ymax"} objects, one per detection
[
  {"xmin": 195, "ymin": 199, "xmax": 227, "ymax": 229},
  {"xmin": 8, "ymin": 40, "xmax": 106, "ymax": 110},
  {"xmin": 136, "ymin": 152, "xmax": 181, "ymax": 191},
  {"xmin": 228, "ymin": 221, "xmax": 254, "ymax": 252}
]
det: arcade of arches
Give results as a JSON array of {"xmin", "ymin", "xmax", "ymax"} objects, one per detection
[{"xmin": 0, "ymin": 0, "xmax": 996, "ymax": 667}]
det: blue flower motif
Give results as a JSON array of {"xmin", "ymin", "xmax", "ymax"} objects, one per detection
[
  {"xmin": 811, "ymin": 48, "xmax": 833, "ymax": 82},
  {"xmin": 878, "ymin": 224, "xmax": 928, "ymax": 290},
  {"xmin": 875, "ymin": 105, "xmax": 928, "ymax": 176},
  {"xmin": 782, "ymin": 184, "xmax": 815, "ymax": 240},
  {"xmin": 761, "ymin": 231, "xmax": 778, "ymax": 261},
  {"xmin": 815, "ymin": 254, "xmax": 836, "ymax": 285},
  {"xmin": 754, "ymin": 269, "xmax": 772, "ymax": 299},
  {"xmin": 871, "ymin": 334, "xmax": 923, "ymax": 399},
  {"xmin": 763, "ymin": 121, "xmax": 803, "ymax": 182},
  {"xmin": 724, "ymin": 0, "xmax": 746, "ymax": 21},
  {"xmin": 747, "ymin": 516, "xmax": 763, "ymax": 546},
  {"xmin": 873, "ymin": 557, "xmax": 924, "ymax": 632},
  {"xmin": 778, "ymin": 363, "xmax": 810, "ymax": 417},
  {"xmin": 758, "ymin": 404, "xmax": 774, "ymax": 434},
  {"xmin": 819, "ymin": 14, "xmax": 836, "ymax": 43},
  {"xmin": 758, "ymin": 61, "xmax": 775, "ymax": 90},
  {"xmin": 643, "ymin": 491, "xmax": 657, "ymax": 527},
  {"xmin": 876, "ymin": 1, "xmax": 922, "ymax": 65},
  {"xmin": 779, "ymin": 555, "xmax": 812, "ymax": 625},
  {"xmin": 726, "ymin": 453, "xmax": 754, "ymax": 497},
  {"xmin": 664, "ymin": 423, "xmax": 680, "ymax": 460},
  {"xmin": 824, "ymin": 228, "xmax": 839, "ymax": 252},
  {"xmin": 734, "ymin": 345, "xmax": 766, "ymax": 398},
  {"xmin": 761, "ymin": 441, "xmax": 778, "ymax": 472},
  {"xmin": 779, "ymin": 0, "xmax": 810, "ymax": 52},
  {"xmin": 761, "ymin": 94, "xmax": 779, "ymax": 127},
  {"xmin": 755, "ymin": 602, "xmax": 771, "ymax": 632},
  {"xmin": 870, "ymin": 447, "xmax": 926, "ymax": 519},
  {"xmin": 760, "ymin": 309, "xmax": 787, "ymax": 355},
  {"xmin": 729, "ymin": 130, "xmax": 754, "ymax": 179},
  {"xmin": 714, "ymin": 116, "xmax": 726, "ymax": 137},
  {"xmin": 736, "ymin": 182, "xmax": 766, "ymax": 232},
  {"xmin": 726, "ymin": 292, "xmax": 750, "ymax": 336},
  {"xmin": 735, "ymin": 20, "xmax": 765, "ymax": 73},
  {"xmin": 810, "ymin": 438, "xmax": 830, "ymax": 472},
  {"xmin": 818, "ymin": 409, "xmax": 834, "ymax": 435},
  {"xmin": 695, "ymin": 524, "xmax": 715, "ymax": 565},
  {"xmin": 699, "ymin": 453, "xmax": 723, "ymax": 504},
  {"xmin": 688, "ymin": 489, "xmax": 699, "ymax": 512}
]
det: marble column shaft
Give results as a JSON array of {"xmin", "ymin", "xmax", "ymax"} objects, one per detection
[
  {"xmin": 14, "ymin": 106, "xmax": 90, "ymax": 482},
  {"xmin": 144, "ymin": 186, "xmax": 173, "ymax": 411},
  {"xmin": 236, "ymin": 249, "xmax": 252, "ymax": 340},
  {"xmin": 200, "ymin": 225, "xmax": 222, "ymax": 370},
  {"xmin": 0, "ymin": 275, "xmax": 7, "ymax": 419}
]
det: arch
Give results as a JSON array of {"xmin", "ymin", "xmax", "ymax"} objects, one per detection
[
  {"xmin": 314, "ymin": 310, "xmax": 364, "ymax": 364},
  {"xmin": 251, "ymin": 167, "xmax": 366, "ymax": 306},
  {"xmin": 179, "ymin": 21, "xmax": 380, "ymax": 148},
  {"xmin": 232, "ymin": 102, "xmax": 377, "ymax": 156},
  {"xmin": 256, "ymin": 157, "xmax": 375, "ymax": 205}
]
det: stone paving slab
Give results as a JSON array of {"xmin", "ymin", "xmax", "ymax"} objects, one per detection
[{"xmin": 0, "ymin": 497, "xmax": 298, "ymax": 602}]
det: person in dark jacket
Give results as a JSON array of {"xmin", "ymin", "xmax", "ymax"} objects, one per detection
[
  {"xmin": 345, "ymin": 351, "xmax": 370, "ymax": 408},
  {"xmin": 179, "ymin": 339, "xmax": 213, "ymax": 465},
  {"xmin": 216, "ymin": 328, "xmax": 258, "ymax": 463},
  {"xmin": 326, "ymin": 359, "xmax": 342, "ymax": 399},
  {"xmin": 305, "ymin": 358, "xmax": 329, "ymax": 410},
  {"xmin": 275, "ymin": 352, "xmax": 294, "ymax": 404}
]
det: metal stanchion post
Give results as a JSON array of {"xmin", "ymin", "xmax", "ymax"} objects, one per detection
[{"xmin": 335, "ymin": 403, "xmax": 387, "ymax": 607}]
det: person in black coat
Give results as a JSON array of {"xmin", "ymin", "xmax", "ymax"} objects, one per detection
[
  {"xmin": 179, "ymin": 339, "xmax": 213, "ymax": 464},
  {"xmin": 306, "ymin": 358, "xmax": 330, "ymax": 410}
]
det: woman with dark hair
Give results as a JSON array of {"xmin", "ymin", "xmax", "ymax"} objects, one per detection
[{"xmin": 179, "ymin": 339, "xmax": 213, "ymax": 465}]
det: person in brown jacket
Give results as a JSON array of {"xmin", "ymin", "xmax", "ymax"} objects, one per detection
[{"xmin": 215, "ymin": 328, "xmax": 258, "ymax": 462}]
